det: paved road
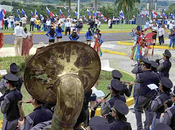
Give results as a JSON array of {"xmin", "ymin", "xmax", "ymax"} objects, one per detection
[{"xmin": 3, "ymin": 32, "xmax": 169, "ymax": 44}]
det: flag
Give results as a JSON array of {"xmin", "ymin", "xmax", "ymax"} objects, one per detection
[
  {"xmin": 0, "ymin": 9, "xmax": 5, "ymax": 28},
  {"xmin": 153, "ymin": 12, "xmax": 157, "ymax": 16},
  {"xmin": 40, "ymin": 14, "xmax": 44, "ymax": 21},
  {"xmin": 96, "ymin": 11, "xmax": 101, "ymax": 16},
  {"xmin": 68, "ymin": 11, "xmax": 70, "ymax": 16},
  {"xmin": 17, "ymin": 9, "xmax": 20, "ymax": 15},
  {"xmin": 74, "ymin": 11, "xmax": 77, "ymax": 16},
  {"xmin": 93, "ymin": 12, "xmax": 96, "ymax": 17},
  {"xmin": 60, "ymin": 9, "xmax": 63, "ymax": 15},
  {"xmin": 133, "ymin": 15, "xmax": 136, "ymax": 19},
  {"xmin": 31, "ymin": 11, "xmax": 33, "ymax": 16},
  {"xmin": 119, "ymin": 10, "xmax": 124, "ymax": 18},
  {"xmin": 35, "ymin": 9, "xmax": 38, "ymax": 18},
  {"xmin": 22, "ymin": 9, "xmax": 25, "ymax": 16},
  {"xmin": 87, "ymin": 9, "xmax": 91, "ymax": 16},
  {"xmin": 163, "ymin": 13, "xmax": 166, "ymax": 18},
  {"xmin": 60, "ymin": 10, "xmax": 65, "ymax": 18},
  {"xmin": 22, "ymin": 9, "xmax": 27, "ymax": 18},
  {"xmin": 46, "ymin": 7, "xmax": 54, "ymax": 18},
  {"xmin": 83, "ymin": 15, "xmax": 87, "ymax": 21},
  {"xmin": 146, "ymin": 13, "xmax": 149, "ymax": 17}
]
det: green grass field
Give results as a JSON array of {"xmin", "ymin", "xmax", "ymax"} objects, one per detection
[{"xmin": 1, "ymin": 24, "xmax": 137, "ymax": 33}]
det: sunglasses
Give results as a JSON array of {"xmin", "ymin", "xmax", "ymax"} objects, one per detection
[{"xmin": 6, "ymin": 81, "xmax": 9, "ymax": 84}]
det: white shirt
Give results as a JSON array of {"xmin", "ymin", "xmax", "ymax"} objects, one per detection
[
  {"xmin": 9, "ymin": 16, "xmax": 14, "ymax": 22},
  {"xmin": 152, "ymin": 26, "xmax": 158, "ymax": 32},
  {"xmin": 169, "ymin": 23, "xmax": 174, "ymax": 30},
  {"xmin": 13, "ymin": 25, "xmax": 26, "ymax": 37},
  {"xmin": 30, "ymin": 18, "xmax": 35, "ymax": 22},
  {"xmin": 46, "ymin": 20, "xmax": 51, "ymax": 26},
  {"xmin": 158, "ymin": 28, "xmax": 164, "ymax": 37},
  {"xmin": 21, "ymin": 17, "xmax": 27, "ymax": 24},
  {"xmin": 65, "ymin": 21, "xmax": 71, "ymax": 27}
]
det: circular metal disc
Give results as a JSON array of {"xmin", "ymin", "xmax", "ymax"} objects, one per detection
[{"xmin": 24, "ymin": 41, "xmax": 101, "ymax": 103}]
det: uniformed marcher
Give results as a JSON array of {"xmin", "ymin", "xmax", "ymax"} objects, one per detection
[
  {"xmin": 135, "ymin": 57, "xmax": 159, "ymax": 130},
  {"xmin": 159, "ymin": 86, "xmax": 175, "ymax": 130},
  {"xmin": 1, "ymin": 74, "xmax": 22, "ymax": 130},
  {"xmin": 154, "ymin": 123, "xmax": 172, "ymax": 130},
  {"xmin": 89, "ymin": 116, "xmax": 110, "ymax": 130},
  {"xmin": 110, "ymin": 100, "xmax": 132, "ymax": 130},
  {"xmin": 112, "ymin": 70, "xmax": 133, "ymax": 100},
  {"xmin": 0, "ymin": 63, "xmax": 23, "ymax": 95},
  {"xmin": 151, "ymin": 77, "xmax": 173, "ymax": 129},
  {"xmin": 156, "ymin": 49, "xmax": 172, "ymax": 78},
  {"xmin": 150, "ymin": 60, "xmax": 158, "ymax": 73},
  {"xmin": 101, "ymin": 79, "xmax": 125, "ymax": 123},
  {"xmin": 18, "ymin": 97, "xmax": 53, "ymax": 130}
]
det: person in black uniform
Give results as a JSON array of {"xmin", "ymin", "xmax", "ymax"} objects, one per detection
[
  {"xmin": 160, "ymin": 86, "xmax": 175, "ymax": 130},
  {"xmin": 1, "ymin": 74, "xmax": 22, "ymax": 130},
  {"xmin": 135, "ymin": 57, "xmax": 159, "ymax": 130},
  {"xmin": 101, "ymin": 79, "xmax": 125, "ymax": 123},
  {"xmin": 151, "ymin": 77, "xmax": 173, "ymax": 129},
  {"xmin": 110, "ymin": 100, "xmax": 132, "ymax": 130},
  {"xmin": 150, "ymin": 60, "xmax": 158, "ymax": 73},
  {"xmin": 89, "ymin": 116, "xmax": 110, "ymax": 130},
  {"xmin": 112, "ymin": 70, "xmax": 133, "ymax": 101},
  {"xmin": 18, "ymin": 97, "xmax": 53, "ymax": 130},
  {"xmin": 156, "ymin": 49, "xmax": 172, "ymax": 78},
  {"xmin": 154, "ymin": 123, "xmax": 172, "ymax": 130},
  {"xmin": 0, "ymin": 63, "xmax": 23, "ymax": 95}
]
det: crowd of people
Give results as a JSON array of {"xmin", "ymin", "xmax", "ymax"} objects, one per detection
[{"xmin": 1, "ymin": 14, "xmax": 175, "ymax": 130}]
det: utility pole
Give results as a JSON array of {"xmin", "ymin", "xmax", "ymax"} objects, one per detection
[
  {"xmin": 78, "ymin": 0, "xmax": 80, "ymax": 19},
  {"xmin": 94, "ymin": 0, "xmax": 97, "ymax": 12},
  {"xmin": 149, "ymin": 0, "xmax": 153, "ymax": 20}
]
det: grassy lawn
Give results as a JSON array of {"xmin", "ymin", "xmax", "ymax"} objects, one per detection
[
  {"xmin": 0, "ymin": 56, "xmax": 134, "ymax": 119},
  {"xmin": 1, "ymin": 24, "xmax": 137, "ymax": 33}
]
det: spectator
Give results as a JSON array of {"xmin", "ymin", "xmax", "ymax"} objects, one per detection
[{"xmin": 30, "ymin": 16, "xmax": 35, "ymax": 31}]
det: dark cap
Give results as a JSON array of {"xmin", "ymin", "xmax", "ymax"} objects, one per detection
[
  {"xmin": 4, "ymin": 74, "xmax": 19, "ymax": 82},
  {"xmin": 89, "ymin": 116, "xmax": 109, "ymax": 130},
  {"xmin": 141, "ymin": 57, "xmax": 151, "ymax": 65},
  {"xmin": 163, "ymin": 49, "xmax": 171, "ymax": 58},
  {"xmin": 160, "ymin": 77, "xmax": 173, "ymax": 89},
  {"xmin": 112, "ymin": 100, "xmax": 129, "ymax": 115},
  {"xmin": 112, "ymin": 70, "xmax": 123, "ymax": 79},
  {"xmin": 154, "ymin": 123, "xmax": 172, "ymax": 130},
  {"xmin": 150, "ymin": 60, "xmax": 158, "ymax": 69},
  {"xmin": 111, "ymin": 79, "xmax": 123, "ymax": 91},
  {"xmin": 10, "ymin": 63, "xmax": 19, "ymax": 73}
]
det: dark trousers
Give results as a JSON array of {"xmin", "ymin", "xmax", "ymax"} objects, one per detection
[
  {"xmin": 4, "ymin": 23, "xmax": 8, "ymax": 30},
  {"xmin": 65, "ymin": 27, "xmax": 70, "ymax": 35},
  {"xmin": 30, "ymin": 21, "xmax": 35, "ymax": 31},
  {"xmin": 159, "ymin": 35, "xmax": 164, "ymax": 45}
]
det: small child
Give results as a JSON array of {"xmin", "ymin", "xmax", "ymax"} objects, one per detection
[
  {"xmin": 85, "ymin": 28, "xmax": 93, "ymax": 46},
  {"xmin": 69, "ymin": 29, "xmax": 79, "ymax": 41},
  {"xmin": 46, "ymin": 26, "xmax": 56, "ymax": 45},
  {"xmin": 158, "ymin": 25, "xmax": 165, "ymax": 45},
  {"xmin": 55, "ymin": 24, "xmax": 64, "ymax": 42}
]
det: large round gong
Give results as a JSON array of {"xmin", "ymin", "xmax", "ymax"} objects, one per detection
[{"xmin": 24, "ymin": 41, "xmax": 101, "ymax": 103}]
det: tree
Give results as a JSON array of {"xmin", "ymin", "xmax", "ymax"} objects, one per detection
[{"xmin": 115, "ymin": 0, "xmax": 140, "ymax": 20}]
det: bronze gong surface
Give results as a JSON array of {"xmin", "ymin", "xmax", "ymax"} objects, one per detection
[{"xmin": 24, "ymin": 41, "xmax": 101, "ymax": 103}]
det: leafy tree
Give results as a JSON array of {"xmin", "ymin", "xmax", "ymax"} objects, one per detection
[{"xmin": 115, "ymin": 0, "xmax": 140, "ymax": 20}]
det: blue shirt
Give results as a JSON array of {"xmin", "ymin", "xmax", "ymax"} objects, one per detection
[
  {"xmin": 46, "ymin": 30, "xmax": 56, "ymax": 40},
  {"xmin": 85, "ymin": 31, "xmax": 93, "ymax": 40},
  {"xmin": 69, "ymin": 34, "xmax": 79, "ymax": 41},
  {"xmin": 55, "ymin": 27, "xmax": 64, "ymax": 37}
]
